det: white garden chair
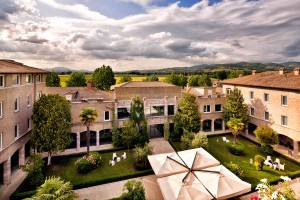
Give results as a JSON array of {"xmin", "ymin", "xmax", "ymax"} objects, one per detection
[
  {"xmin": 113, "ymin": 152, "xmax": 117, "ymax": 160},
  {"xmin": 275, "ymin": 158, "xmax": 280, "ymax": 165},
  {"xmin": 222, "ymin": 137, "xmax": 227, "ymax": 142},
  {"xmin": 264, "ymin": 159, "xmax": 273, "ymax": 167},
  {"xmin": 109, "ymin": 160, "xmax": 115, "ymax": 166},
  {"xmin": 117, "ymin": 157, "xmax": 121, "ymax": 162},
  {"xmin": 121, "ymin": 152, "xmax": 127, "ymax": 160},
  {"xmin": 266, "ymin": 156, "xmax": 272, "ymax": 162},
  {"xmin": 278, "ymin": 163, "xmax": 285, "ymax": 171}
]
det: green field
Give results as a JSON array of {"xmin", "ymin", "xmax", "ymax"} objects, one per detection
[{"xmin": 59, "ymin": 75, "xmax": 166, "ymax": 87}]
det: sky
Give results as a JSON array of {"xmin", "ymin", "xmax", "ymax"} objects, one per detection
[{"xmin": 0, "ymin": 0, "xmax": 299, "ymax": 71}]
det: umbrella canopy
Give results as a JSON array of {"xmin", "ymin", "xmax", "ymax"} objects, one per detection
[
  {"xmin": 157, "ymin": 171, "xmax": 213, "ymax": 200},
  {"xmin": 194, "ymin": 165, "xmax": 251, "ymax": 199}
]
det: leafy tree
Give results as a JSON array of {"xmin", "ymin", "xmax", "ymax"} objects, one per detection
[
  {"xmin": 181, "ymin": 132, "xmax": 196, "ymax": 150},
  {"xmin": 20, "ymin": 153, "xmax": 45, "ymax": 188},
  {"xmin": 188, "ymin": 74, "xmax": 212, "ymax": 87},
  {"xmin": 226, "ymin": 117, "xmax": 244, "ymax": 145},
  {"xmin": 116, "ymin": 180, "xmax": 146, "ymax": 200},
  {"xmin": 223, "ymin": 88, "xmax": 249, "ymax": 126},
  {"xmin": 25, "ymin": 177, "xmax": 77, "ymax": 200},
  {"xmin": 133, "ymin": 143, "xmax": 152, "ymax": 169},
  {"xmin": 79, "ymin": 107, "xmax": 98, "ymax": 156},
  {"xmin": 112, "ymin": 112, "xmax": 122, "ymax": 148},
  {"xmin": 143, "ymin": 75, "xmax": 159, "ymax": 82},
  {"xmin": 191, "ymin": 132, "xmax": 209, "ymax": 149},
  {"xmin": 120, "ymin": 120, "xmax": 138, "ymax": 150},
  {"xmin": 65, "ymin": 72, "xmax": 87, "ymax": 87},
  {"xmin": 188, "ymin": 75, "xmax": 199, "ymax": 86},
  {"xmin": 46, "ymin": 71, "xmax": 61, "ymax": 87},
  {"xmin": 130, "ymin": 96, "xmax": 148, "ymax": 145},
  {"xmin": 174, "ymin": 93, "xmax": 201, "ymax": 134},
  {"xmin": 163, "ymin": 120, "xmax": 170, "ymax": 141},
  {"xmin": 164, "ymin": 71, "xmax": 188, "ymax": 87},
  {"xmin": 119, "ymin": 74, "xmax": 132, "ymax": 83},
  {"xmin": 92, "ymin": 65, "xmax": 116, "ymax": 90},
  {"xmin": 215, "ymin": 70, "xmax": 228, "ymax": 80},
  {"xmin": 31, "ymin": 94, "xmax": 72, "ymax": 165},
  {"xmin": 254, "ymin": 125, "xmax": 278, "ymax": 154}
]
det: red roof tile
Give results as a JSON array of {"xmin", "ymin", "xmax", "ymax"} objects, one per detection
[{"xmin": 0, "ymin": 60, "xmax": 47, "ymax": 74}]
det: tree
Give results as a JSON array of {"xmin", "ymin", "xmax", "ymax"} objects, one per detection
[
  {"xmin": 188, "ymin": 74, "xmax": 212, "ymax": 87},
  {"xmin": 133, "ymin": 143, "xmax": 152, "ymax": 169},
  {"xmin": 119, "ymin": 74, "xmax": 132, "ymax": 83},
  {"xmin": 112, "ymin": 112, "xmax": 122, "ymax": 148},
  {"xmin": 223, "ymin": 88, "xmax": 249, "ymax": 126},
  {"xmin": 226, "ymin": 117, "xmax": 244, "ymax": 145},
  {"xmin": 163, "ymin": 120, "xmax": 170, "ymax": 141},
  {"xmin": 130, "ymin": 96, "xmax": 148, "ymax": 145},
  {"xmin": 191, "ymin": 132, "xmax": 209, "ymax": 149},
  {"xmin": 31, "ymin": 94, "xmax": 72, "ymax": 165},
  {"xmin": 164, "ymin": 71, "xmax": 188, "ymax": 87},
  {"xmin": 120, "ymin": 120, "xmax": 138, "ymax": 150},
  {"xmin": 92, "ymin": 65, "xmax": 116, "ymax": 90},
  {"xmin": 143, "ymin": 75, "xmax": 159, "ymax": 82},
  {"xmin": 174, "ymin": 93, "xmax": 201, "ymax": 134},
  {"xmin": 188, "ymin": 75, "xmax": 199, "ymax": 86},
  {"xmin": 79, "ymin": 107, "xmax": 98, "ymax": 156},
  {"xmin": 65, "ymin": 72, "xmax": 87, "ymax": 87},
  {"xmin": 46, "ymin": 71, "xmax": 61, "ymax": 87},
  {"xmin": 118, "ymin": 180, "xmax": 146, "ymax": 200},
  {"xmin": 26, "ymin": 177, "xmax": 77, "ymax": 200},
  {"xmin": 254, "ymin": 125, "xmax": 279, "ymax": 153}
]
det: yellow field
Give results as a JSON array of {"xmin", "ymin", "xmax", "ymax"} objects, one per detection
[{"xmin": 59, "ymin": 75, "xmax": 166, "ymax": 87}]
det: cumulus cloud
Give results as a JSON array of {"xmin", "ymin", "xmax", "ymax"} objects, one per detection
[{"xmin": 149, "ymin": 31, "xmax": 171, "ymax": 39}]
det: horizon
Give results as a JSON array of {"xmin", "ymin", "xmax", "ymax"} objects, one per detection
[{"xmin": 0, "ymin": 0, "xmax": 299, "ymax": 71}]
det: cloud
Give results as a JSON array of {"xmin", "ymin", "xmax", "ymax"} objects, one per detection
[
  {"xmin": 120, "ymin": 0, "xmax": 159, "ymax": 7},
  {"xmin": 149, "ymin": 31, "xmax": 171, "ymax": 39},
  {"xmin": 231, "ymin": 40, "xmax": 243, "ymax": 48},
  {"xmin": 282, "ymin": 39, "xmax": 300, "ymax": 57}
]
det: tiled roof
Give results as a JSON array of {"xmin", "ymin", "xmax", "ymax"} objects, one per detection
[
  {"xmin": 220, "ymin": 70, "xmax": 300, "ymax": 91},
  {"xmin": 111, "ymin": 81, "xmax": 176, "ymax": 90},
  {"xmin": 45, "ymin": 87, "xmax": 114, "ymax": 101},
  {"xmin": 0, "ymin": 60, "xmax": 48, "ymax": 74}
]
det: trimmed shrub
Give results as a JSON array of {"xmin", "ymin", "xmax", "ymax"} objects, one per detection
[
  {"xmin": 133, "ymin": 143, "xmax": 152, "ymax": 170},
  {"xmin": 225, "ymin": 161, "xmax": 244, "ymax": 178},
  {"xmin": 113, "ymin": 180, "xmax": 145, "ymax": 200},
  {"xmin": 191, "ymin": 132, "xmax": 209, "ymax": 149},
  {"xmin": 180, "ymin": 132, "xmax": 195, "ymax": 150},
  {"xmin": 75, "ymin": 152, "xmax": 101, "ymax": 174},
  {"xmin": 254, "ymin": 155, "xmax": 265, "ymax": 171},
  {"xmin": 226, "ymin": 143, "xmax": 245, "ymax": 155}
]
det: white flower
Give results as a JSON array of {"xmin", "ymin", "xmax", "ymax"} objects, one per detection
[
  {"xmin": 260, "ymin": 178, "xmax": 268, "ymax": 183},
  {"xmin": 256, "ymin": 183, "xmax": 263, "ymax": 190},
  {"xmin": 280, "ymin": 176, "xmax": 291, "ymax": 181},
  {"xmin": 271, "ymin": 191, "xmax": 278, "ymax": 199}
]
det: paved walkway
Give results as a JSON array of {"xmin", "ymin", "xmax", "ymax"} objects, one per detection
[{"xmin": 148, "ymin": 138, "xmax": 175, "ymax": 154}]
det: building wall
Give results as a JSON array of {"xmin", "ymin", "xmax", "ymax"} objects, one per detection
[{"xmin": 222, "ymin": 84, "xmax": 300, "ymax": 141}]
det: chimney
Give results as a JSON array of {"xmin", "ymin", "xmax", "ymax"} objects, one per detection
[
  {"xmin": 252, "ymin": 70, "xmax": 256, "ymax": 75},
  {"xmin": 294, "ymin": 67, "xmax": 299, "ymax": 76},
  {"xmin": 239, "ymin": 74, "xmax": 243, "ymax": 77},
  {"xmin": 279, "ymin": 67, "xmax": 285, "ymax": 75}
]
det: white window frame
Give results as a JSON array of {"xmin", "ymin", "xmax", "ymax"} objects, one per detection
[
  {"xmin": 264, "ymin": 93, "xmax": 269, "ymax": 102},
  {"xmin": 281, "ymin": 95, "xmax": 288, "ymax": 106},
  {"xmin": 249, "ymin": 91, "xmax": 254, "ymax": 100},
  {"xmin": 12, "ymin": 74, "xmax": 20, "ymax": 85},
  {"xmin": 215, "ymin": 104, "xmax": 222, "ymax": 112},
  {"xmin": 226, "ymin": 88, "xmax": 231, "ymax": 94},
  {"xmin": 104, "ymin": 111, "xmax": 110, "ymax": 121},
  {"xmin": 0, "ymin": 132, "xmax": 2, "ymax": 149},
  {"xmin": 15, "ymin": 124, "xmax": 19, "ymax": 138},
  {"xmin": 203, "ymin": 105, "xmax": 211, "ymax": 113},
  {"xmin": 14, "ymin": 97, "xmax": 19, "ymax": 112},
  {"xmin": 36, "ymin": 74, "xmax": 42, "ymax": 82},
  {"xmin": 27, "ymin": 94, "xmax": 31, "ymax": 107},
  {"xmin": 264, "ymin": 111, "xmax": 269, "ymax": 121},
  {"xmin": 0, "ymin": 101, "xmax": 2, "ymax": 118},
  {"xmin": 28, "ymin": 118, "xmax": 32, "ymax": 130},
  {"xmin": 0, "ymin": 75, "xmax": 4, "ymax": 87},
  {"xmin": 26, "ymin": 74, "xmax": 32, "ymax": 84},
  {"xmin": 250, "ymin": 107, "xmax": 255, "ymax": 117},
  {"xmin": 281, "ymin": 115, "xmax": 288, "ymax": 127}
]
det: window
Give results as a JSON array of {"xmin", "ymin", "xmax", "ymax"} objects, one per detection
[
  {"xmin": 0, "ymin": 75, "xmax": 4, "ymax": 87},
  {"xmin": 204, "ymin": 105, "xmax": 211, "ymax": 113},
  {"xmin": 15, "ymin": 124, "xmax": 19, "ymax": 138},
  {"xmin": 226, "ymin": 88, "xmax": 231, "ymax": 94},
  {"xmin": 36, "ymin": 74, "xmax": 41, "ymax": 82},
  {"xmin": 265, "ymin": 111, "xmax": 269, "ymax": 121},
  {"xmin": 264, "ymin": 93, "xmax": 269, "ymax": 102},
  {"xmin": 0, "ymin": 101, "xmax": 2, "ymax": 118},
  {"xmin": 281, "ymin": 115, "xmax": 288, "ymax": 126},
  {"xmin": 26, "ymin": 74, "xmax": 32, "ymax": 84},
  {"xmin": 28, "ymin": 118, "xmax": 31, "ymax": 130},
  {"xmin": 145, "ymin": 106, "xmax": 164, "ymax": 117},
  {"xmin": 215, "ymin": 104, "xmax": 222, "ymax": 112},
  {"xmin": 104, "ymin": 111, "xmax": 110, "ymax": 121},
  {"xmin": 12, "ymin": 74, "xmax": 20, "ymax": 85},
  {"xmin": 168, "ymin": 105, "xmax": 175, "ymax": 116},
  {"xmin": 281, "ymin": 95, "xmax": 288, "ymax": 106},
  {"xmin": 250, "ymin": 107, "xmax": 255, "ymax": 116},
  {"xmin": 37, "ymin": 91, "xmax": 42, "ymax": 100},
  {"xmin": 14, "ymin": 97, "xmax": 19, "ymax": 112},
  {"xmin": 249, "ymin": 91, "xmax": 254, "ymax": 100},
  {"xmin": 0, "ymin": 133, "xmax": 2, "ymax": 149},
  {"xmin": 117, "ymin": 108, "xmax": 130, "ymax": 119},
  {"xmin": 27, "ymin": 95, "xmax": 31, "ymax": 107}
]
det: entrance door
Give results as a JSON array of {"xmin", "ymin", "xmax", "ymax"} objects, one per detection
[{"xmin": 149, "ymin": 124, "xmax": 164, "ymax": 138}]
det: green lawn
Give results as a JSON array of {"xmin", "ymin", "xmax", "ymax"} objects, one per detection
[
  {"xmin": 59, "ymin": 75, "xmax": 166, "ymax": 87},
  {"xmin": 172, "ymin": 135, "xmax": 300, "ymax": 188}
]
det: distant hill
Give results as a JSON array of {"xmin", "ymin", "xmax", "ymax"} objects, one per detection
[{"xmin": 43, "ymin": 67, "xmax": 92, "ymax": 73}]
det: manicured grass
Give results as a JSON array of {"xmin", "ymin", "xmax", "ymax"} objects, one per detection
[
  {"xmin": 59, "ymin": 75, "xmax": 166, "ymax": 87},
  {"xmin": 172, "ymin": 135, "xmax": 300, "ymax": 188}
]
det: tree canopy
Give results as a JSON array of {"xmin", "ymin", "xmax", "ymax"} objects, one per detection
[
  {"xmin": 46, "ymin": 71, "xmax": 61, "ymax": 87},
  {"xmin": 31, "ymin": 94, "xmax": 72, "ymax": 165},
  {"xmin": 143, "ymin": 75, "xmax": 159, "ymax": 82},
  {"xmin": 92, "ymin": 65, "xmax": 116, "ymax": 90},
  {"xmin": 223, "ymin": 88, "xmax": 249, "ymax": 126},
  {"xmin": 65, "ymin": 72, "xmax": 87, "ymax": 87},
  {"xmin": 188, "ymin": 74, "xmax": 212, "ymax": 87},
  {"xmin": 164, "ymin": 71, "xmax": 188, "ymax": 87},
  {"xmin": 174, "ymin": 93, "xmax": 201, "ymax": 135},
  {"xmin": 119, "ymin": 74, "xmax": 132, "ymax": 83},
  {"xmin": 254, "ymin": 125, "xmax": 279, "ymax": 145},
  {"xmin": 226, "ymin": 117, "xmax": 244, "ymax": 145}
]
